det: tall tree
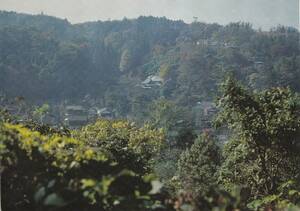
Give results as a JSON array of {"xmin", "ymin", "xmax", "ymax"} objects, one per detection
[
  {"xmin": 177, "ymin": 134, "xmax": 221, "ymax": 197},
  {"xmin": 216, "ymin": 77, "xmax": 300, "ymax": 199}
]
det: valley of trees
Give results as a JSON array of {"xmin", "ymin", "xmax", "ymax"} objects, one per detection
[{"xmin": 0, "ymin": 11, "xmax": 300, "ymax": 211}]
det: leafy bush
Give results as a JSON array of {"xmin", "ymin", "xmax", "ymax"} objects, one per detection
[
  {"xmin": 216, "ymin": 77, "xmax": 300, "ymax": 203},
  {"xmin": 0, "ymin": 119, "xmax": 169, "ymax": 211},
  {"xmin": 177, "ymin": 134, "xmax": 221, "ymax": 197}
]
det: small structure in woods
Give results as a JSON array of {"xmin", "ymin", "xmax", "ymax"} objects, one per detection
[
  {"xmin": 64, "ymin": 105, "xmax": 88, "ymax": 128},
  {"xmin": 141, "ymin": 75, "xmax": 163, "ymax": 89},
  {"xmin": 98, "ymin": 107, "xmax": 114, "ymax": 119}
]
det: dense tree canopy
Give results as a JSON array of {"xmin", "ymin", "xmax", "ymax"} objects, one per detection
[
  {"xmin": 177, "ymin": 134, "xmax": 221, "ymax": 197},
  {"xmin": 216, "ymin": 77, "xmax": 300, "ymax": 209},
  {"xmin": 0, "ymin": 118, "xmax": 169, "ymax": 211},
  {"xmin": 0, "ymin": 11, "xmax": 300, "ymax": 211},
  {"xmin": 0, "ymin": 11, "xmax": 299, "ymax": 116}
]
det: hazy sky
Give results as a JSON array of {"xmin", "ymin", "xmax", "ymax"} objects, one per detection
[{"xmin": 0, "ymin": 0, "xmax": 299, "ymax": 29}]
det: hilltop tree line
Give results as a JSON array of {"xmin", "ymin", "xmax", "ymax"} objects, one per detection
[{"xmin": 0, "ymin": 11, "xmax": 299, "ymax": 118}]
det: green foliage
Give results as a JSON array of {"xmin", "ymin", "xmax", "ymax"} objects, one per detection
[
  {"xmin": 0, "ymin": 12, "xmax": 299, "ymax": 114},
  {"xmin": 148, "ymin": 99, "xmax": 192, "ymax": 133},
  {"xmin": 146, "ymin": 99, "xmax": 196, "ymax": 162},
  {"xmin": 216, "ymin": 77, "xmax": 300, "ymax": 201},
  {"xmin": 23, "ymin": 120, "xmax": 71, "ymax": 136},
  {"xmin": 171, "ymin": 186, "xmax": 249, "ymax": 211},
  {"xmin": 0, "ymin": 108, "xmax": 11, "ymax": 122},
  {"xmin": 0, "ymin": 119, "xmax": 169, "ymax": 211},
  {"xmin": 33, "ymin": 103, "xmax": 50, "ymax": 121},
  {"xmin": 247, "ymin": 180, "xmax": 300, "ymax": 210},
  {"xmin": 159, "ymin": 64, "xmax": 171, "ymax": 80},
  {"xmin": 72, "ymin": 119, "xmax": 165, "ymax": 173},
  {"xmin": 177, "ymin": 134, "xmax": 221, "ymax": 197},
  {"xmin": 1, "ymin": 11, "xmax": 300, "ymax": 211},
  {"xmin": 155, "ymin": 148, "xmax": 182, "ymax": 177},
  {"xmin": 119, "ymin": 49, "xmax": 133, "ymax": 72}
]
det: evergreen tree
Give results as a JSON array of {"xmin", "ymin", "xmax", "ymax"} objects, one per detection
[{"xmin": 177, "ymin": 134, "xmax": 221, "ymax": 197}]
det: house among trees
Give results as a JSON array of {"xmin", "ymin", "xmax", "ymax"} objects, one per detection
[
  {"xmin": 64, "ymin": 105, "xmax": 88, "ymax": 128},
  {"xmin": 224, "ymin": 42, "xmax": 239, "ymax": 49},
  {"xmin": 4, "ymin": 105, "xmax": 19, "ymax": 116},
  {"xmin": 200, "ymin": 101, "xmax": 217, "ymax": 117},
  {"xmin": 98, "ymin": 107, "xmax": 114, "ymax": 119},
  {"xmin": 196, "ymin": 39, "xmax": 209, "ymax": 46},
  {"xmin": 141, "ymin": 75, "xmax": 163, "ymax": 88},
  {"xmin": 209, "ymin": 41, "xmax": 219, "ymax": 47},
  {"xmin": 193, "ymin": 101, "xmax": 217, "ymax": 130},
  {"xmin": 87, "ymin": 107, "xmax": 99, "ymax": 122},
  {"xmin": 254, "ymin": 61, "xmax": 264, "ymax": 68},
  {"xmin": 193, "ymin": 101, "xmax": 229, "ymax": 143},
  {"xmin": 42, "ymin": 114, "xmax": 58, "ymax": 125}
]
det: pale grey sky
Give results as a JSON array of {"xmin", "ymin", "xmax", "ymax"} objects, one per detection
[{"xmin": 0, "ymin": 0, "xmax": 299, "ymax": 29}]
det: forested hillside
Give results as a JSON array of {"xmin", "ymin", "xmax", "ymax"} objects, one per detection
[
  {"xmin": 1, "ymin": 10, "xmax": 300, "ymax": 211},
  {"xmin": 0, "ymin": 11, "xmax": 299, "ymax": 115}
]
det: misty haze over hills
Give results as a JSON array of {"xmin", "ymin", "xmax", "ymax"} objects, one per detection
[{"xmin": 0, "ymin": 0, "xmax": 299, "ymax": 29}]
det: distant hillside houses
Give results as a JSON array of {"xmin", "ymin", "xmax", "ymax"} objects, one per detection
[
  {"xmin": 193, "ymin": 101, "xmax": 228, "ymax": 143},
  {"xmin": 193, "ymin": 101, "xmax": 217, "ymax": 130},
  {"xmin": 64, "ymin": 105, "xmax": 88, "ymax": 129},
  {"xmin": 64, "ymin": 105, "xmax": 114, "ymax": 128},
  {"xmin": 141, "ymin": 75, "xmax": 163, "ymax": 89},
  {"xmin": 97, "ymin": 108, "xmax": 114, "ymax": 119},
  {"xmin": 195, "ymin": 39, "xmax": 239, "ymax": 49}
]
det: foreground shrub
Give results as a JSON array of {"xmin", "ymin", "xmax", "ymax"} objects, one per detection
[{"xmin": 0, "ymin": 120, "xmax": 169, "ymax": 211}]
